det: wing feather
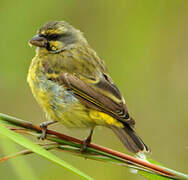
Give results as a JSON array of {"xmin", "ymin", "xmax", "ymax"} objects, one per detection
[{"xmin": 52, "ymin": 72, "xmax": 135, "ymax": 125}]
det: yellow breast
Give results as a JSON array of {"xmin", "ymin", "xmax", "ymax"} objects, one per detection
[{"xmin": 27, "ymin": 56, "xmax": 123, "ymax": 129}]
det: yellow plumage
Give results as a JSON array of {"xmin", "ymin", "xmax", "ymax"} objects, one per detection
[
  {"xmin": 28, "ymin": 56, "xmax": 122, "ymax": 128},
  {"xmin": 27, "ymin": 21, "xmax": 149, "ymax": 153}
]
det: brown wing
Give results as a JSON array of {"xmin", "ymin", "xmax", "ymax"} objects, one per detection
[{"xmin": 51, "ymin": 72, "xmax": 135, "ymax": 125}]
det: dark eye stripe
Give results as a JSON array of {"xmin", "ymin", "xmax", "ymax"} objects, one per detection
[
  {"xmin": 47, "ymin": 34, "xmax": 62, "ymax": 40},
  {"xmin": 39, "ymin": 32, "xmax": 72, "ymax": 41}
]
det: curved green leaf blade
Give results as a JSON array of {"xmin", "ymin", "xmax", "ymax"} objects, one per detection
[
  {"xmin": 1, "ymin": 138, "xmax": 39, "ymax": 180},
  {"xmin": 0, "ymin": 122, "xmax": 93, "ymax": 180},
  {"xmin": 139, "ymin": 170, "xmax": 172, "ymax": 180}
]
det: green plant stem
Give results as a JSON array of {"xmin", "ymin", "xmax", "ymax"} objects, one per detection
[
  {"xmin": 0, "ymin": 113, "xmax": 188, "ymax": 180},
  {"xmin": 0, "ymin": 143, "xmax": 58, "ymax": 162}
]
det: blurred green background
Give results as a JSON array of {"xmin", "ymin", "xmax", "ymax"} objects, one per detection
[{"xmin": 0, "ymin": 0, "xmax": 188, "ymax": 179}]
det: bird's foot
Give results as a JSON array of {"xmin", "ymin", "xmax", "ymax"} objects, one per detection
[
  {"xmin": 80, "ymin": 137, "xmax": 91, "ymax": 152},
  {"xmin": 80, "ymin": 129, "xmax": 94, "ymax": 152},
  {"xmin": 38, "ymin": 120, "xmax": 57, "ymax": 140}
]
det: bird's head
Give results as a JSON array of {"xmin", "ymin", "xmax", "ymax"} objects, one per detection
[{"xmin": 29, "ymin": 21, "xmax": 87, "ymax": 54}]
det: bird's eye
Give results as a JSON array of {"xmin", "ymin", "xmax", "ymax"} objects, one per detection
[
  {"xmin": 125, "ymin": 113, "xmax": 129, "ymax": 119},
  {"xmin": 48, "ymin": 34, "xmax": 60, "ymax": 40}
]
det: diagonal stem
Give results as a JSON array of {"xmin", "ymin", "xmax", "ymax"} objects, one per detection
[{"xmin": 0, "ymin": 113, "xmax": 187, "ymax": 179}]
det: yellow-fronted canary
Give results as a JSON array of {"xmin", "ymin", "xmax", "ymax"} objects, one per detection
[{"xmin": 28, "ymin": 21, "xmax": 149, "ymax": 154}]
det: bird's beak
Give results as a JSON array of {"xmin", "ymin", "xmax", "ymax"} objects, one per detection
[{"xmin": 29, "ymin": 34, "xmax": 48, "ymax": 48}]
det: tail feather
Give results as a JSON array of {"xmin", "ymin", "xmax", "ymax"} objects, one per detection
[{"xmin": 111, "ymin": 125, "xmax": 150, "ymax": 154}]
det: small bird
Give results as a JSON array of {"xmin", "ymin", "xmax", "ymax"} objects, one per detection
[{"xmin": 28, "ymin": 21, "xmax": 149, "ymax": 154}]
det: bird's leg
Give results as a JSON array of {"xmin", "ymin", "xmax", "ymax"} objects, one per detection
[
  {"xmin": 80, "ymin": 128, "xmax": 94, "ymax": 152},
  {"xmin": 39, "ymin": 120, "xmax": 57, "ymax": 140}
]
